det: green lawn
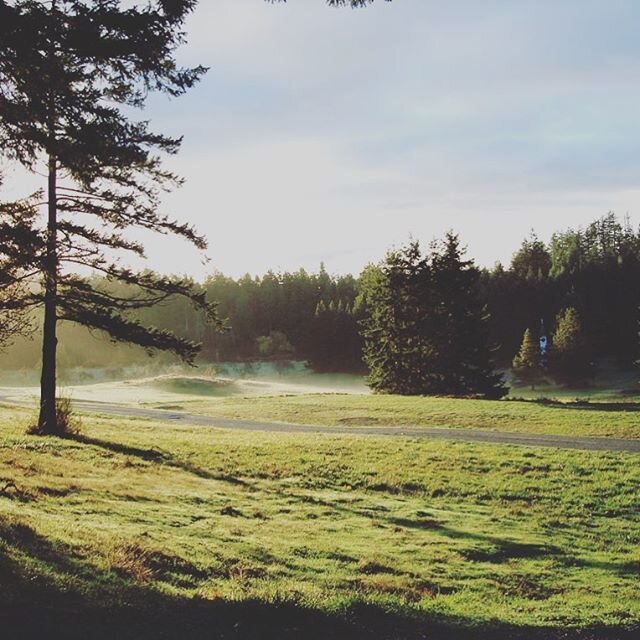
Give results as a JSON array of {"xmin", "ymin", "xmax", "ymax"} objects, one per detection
[
  {"xmin": 0, "ymin": 404, "xmax": 638, "ymax": 638},
  {"xmin": 155, "ymin": 393, "xmax": 640, "ymax": 439},
  {"xmin": 507, "ymin": 367, "xmax": 640, "ymax": 403}
]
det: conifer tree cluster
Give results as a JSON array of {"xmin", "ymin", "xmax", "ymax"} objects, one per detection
[
  {"xmin": 482, "ymin": 212, "xmax": 640, "ymax": 367},
  {"xmin": 511, "ymin": 308, "xmax": 593, "ymax": 389},
  {"xmin": 361, "ymin": 234, "xmax": 507, "ymax": 398}
]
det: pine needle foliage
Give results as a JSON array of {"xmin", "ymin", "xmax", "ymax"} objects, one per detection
[
  {"xmin": 550, "ymin": 307, "xmax": 593, "ymax": 388},
  {"xmin": 361, "ymin": 234, "xmax": 507, "ymax": 399},
  {"xmin": 0, "ymin": 192, "xmax": 42, "ymax": 348},
  {"xmin": 272, "ymin": 0, "xmax": 388, "ymax": 6},
  {"xmin": 0, "ymin": 1, "xmax": 223, "ymax": 433},
  {"xmin": 512, "ymin": 328, "xmax": 544, "ymax": 389}
]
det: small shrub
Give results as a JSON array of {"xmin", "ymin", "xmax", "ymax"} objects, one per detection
[
  {"xmin": 106, "ymin": 540, "xmax": 156, "ymax": 583},
  {"xmin": 105, "ymin": 539, "xmax": 204, "ymax": 584},
  {"xmin": 27, "ymin": 396, "xmax": 83, "ymax": 437}
]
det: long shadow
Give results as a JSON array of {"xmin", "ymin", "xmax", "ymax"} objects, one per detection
[
  {"xmin": 374, "ymin": 505, "xmax": 637, "ymax": 578},
  {"xmin": 286, "ymin": 493, "xmax": 634, "ymax": 577},
  {"xmin": 563, "ymin": 556, "xmax": 640, "ymax": 577},
  {"xmin": 74, "ymin": 434, "xmax": 254, "ymax": 489},
  {"xmin": 65, "ymin": 437, "xmax": 637, "ymax": 597},
  {"xmin": 0, "ymin": 517, "xmax": 152, "ymax": 612},
  {"xmin": 74, "ymin": 434, "xmax": 167, "ymax": 461},
  {"xmin": 292, "ymin": 492, "xmax": 559, "ymax": 560},
  {"xmin": 511, "ymin": 398, "xmax": 640, "ymax": 413},
  {"xmin": 0, "ymin": 518, "xmax": 635, "ymax": 640},
  {"xmin": 383, "ymin": 511, "xmax": 635, "ymax": 576},
  {"xmin": 283, "ymin": 492, "xmax": 568, "ymax": 571}
]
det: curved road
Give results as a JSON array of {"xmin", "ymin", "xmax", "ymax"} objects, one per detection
[
  {"xmin": 32, "ymin": 397, "xmax": 640, "ymax": 453},
  {"xmin": 2, "ymin": 393, "xmax": 638, "ymax": 452}
]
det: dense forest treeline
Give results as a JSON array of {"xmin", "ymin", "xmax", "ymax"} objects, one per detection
[
  {"xmin": 481, "ymin": 212, "xmax": 640, "ymax": 365},
  {"xmin": 1, "ymin": 212, "xmax": 639, "ymax": 376}
]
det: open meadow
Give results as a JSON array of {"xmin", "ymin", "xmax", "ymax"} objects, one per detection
[
  {"xmin": 177, "ymin": 392, "xmax": 640, "ymax": 440},
  {"xmin": 4, "ymin": 1, "xmax": 640, "ymax": 639},
  {"xmin": 0, "ymin": 393, "xmax": 638, "ymax": 639}
]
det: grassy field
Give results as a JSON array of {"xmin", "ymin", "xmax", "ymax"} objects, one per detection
[
  {"xmin": 0, "ymin": 403, "xmax": 638, "ymax": 639},
  {"xmin": 152, "ymin": 393, "xmax": 640, "ymax": 440},
  {"xmin": 506, "ymin": 366, "xmax": 640, "ymax": 403}
]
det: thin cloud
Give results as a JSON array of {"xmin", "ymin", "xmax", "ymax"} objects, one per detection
[{"xmin": 3, "ymin": 0, "xmax": 640, "ymax": 277}]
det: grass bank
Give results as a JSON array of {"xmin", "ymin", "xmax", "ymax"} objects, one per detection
[
  {"xmin": 158, "ymin": 393, "xmax": 640, "ymax": 439},
  {"xmin": 0, "ymin": 406, "xmax": 638, "ymax": 638}
]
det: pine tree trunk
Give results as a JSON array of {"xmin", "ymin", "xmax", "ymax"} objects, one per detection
[{"xmin": 38, "ymin": 154, "xmax": 58, "ymax": 434}]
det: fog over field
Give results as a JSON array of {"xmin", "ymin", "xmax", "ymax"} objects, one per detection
[{"xmin": 0, "ymin": 360, "xmax": 368, "ymax": 407}]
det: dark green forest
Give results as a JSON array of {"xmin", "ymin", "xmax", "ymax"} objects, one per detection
[{"xmin": 2, "ymin": 213, "xmax": 639, "ymax": 380}]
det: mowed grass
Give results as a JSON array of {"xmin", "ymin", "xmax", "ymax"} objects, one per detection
[
  {"xmin": 0, "ymin": 405, "xmax": 638, "ymax": 638},
  {"xmin": 164, "ymin": 393, "xmax": 640, "ymax": 439}
]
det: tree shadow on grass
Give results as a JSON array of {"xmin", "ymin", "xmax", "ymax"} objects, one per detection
[
  {"xmin": 434, "ymin": 525, "xmax": 564, "ymax": 563},
  {"xmin": 515, "ymin": 398, "xmax": 640, "ymax": 413},
  {"xmin": 294, "ymin": 493, "xmax": 560, "ymax": 564},
  {"xmin": 0, "ymin": 518, "xmax": 636, "ymax": 640},
  {"xmin": 287, "ymin": 494, "xmax": 636, "ymax": 578},
  {"xmin": 73, "ymin": 434, "xmax": 253, "ymax": 488}
]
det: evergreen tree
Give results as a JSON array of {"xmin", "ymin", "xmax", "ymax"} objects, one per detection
[
  {"xmin": 361, "ymin": 235, "xmax": 507, "ymax": 398},
  {"xmin": 550, "ymin": 307, "xmax": 592, "ymax": 387},
  {"xmin": 0, "ymin": 193, "xmax": 43, "ymax": 348},
  {"xmin": 256, "ymin": 331, "xmax": 294, "ymax": 359},
  {"xmin": 0, "ymin": 1, "xmax": 221, "ymax": 434},
  {"xmin": 428, "ymin": 234, "xmax": 507, "ymax": 398},
  {"xmin": 360, "ymin": 243, "xmax": 429, "ymax": 394},
  {"xmin": 307, "ymin": 298, "xmax": 363, "ymax": 373},
  {"xmin": 512, "ymin": 328, "xmax": 544, "ymax": 389},
  {"xmin": 511, "ymin": 231, "xmax": 551, "ymax": 280}
]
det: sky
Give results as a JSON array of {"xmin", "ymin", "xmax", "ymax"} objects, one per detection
[{"xmin": 5, "ymin": 0, "xmax": 640, "ymax": 278}]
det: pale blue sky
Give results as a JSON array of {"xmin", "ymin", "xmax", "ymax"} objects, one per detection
[{"xmin": 5, "ymin": 0, "xmax": 640, "ymax": 277}]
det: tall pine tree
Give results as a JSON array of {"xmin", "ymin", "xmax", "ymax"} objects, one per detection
[
  {"xmin": 428, "ymin": 233, "xmax": 507, "ymax": 398},
  {"xmin": 361, "ymin": 234, "xmax": 507, "ymax": 398},
  {"xmin": 0, "ymin": 1, "xmax": 222, "ymax": 434}
]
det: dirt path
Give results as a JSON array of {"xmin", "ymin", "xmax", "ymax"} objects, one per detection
[{"xmin": 13, "ymin": 397, "xmax": 636, "ymax": 453}]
